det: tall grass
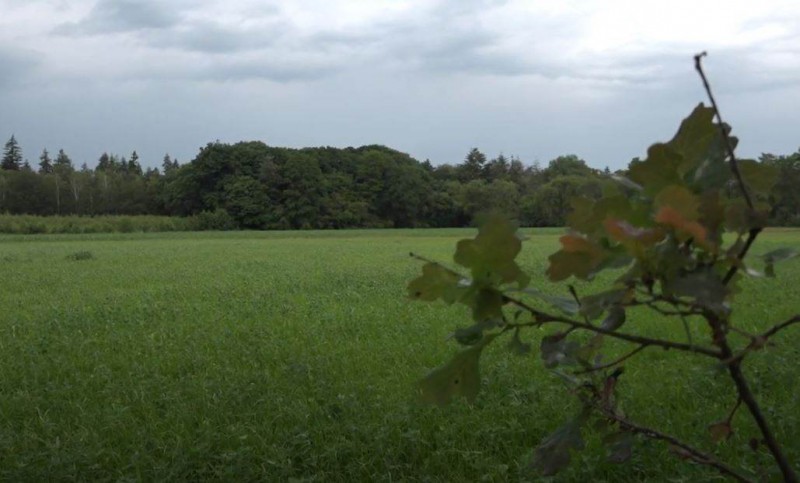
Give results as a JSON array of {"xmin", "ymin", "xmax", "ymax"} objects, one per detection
[{"xmin": 0, "ymin": 228, "xmax": 797, "ymax": 480}]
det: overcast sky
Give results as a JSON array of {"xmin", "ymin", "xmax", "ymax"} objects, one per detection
[{"xmin": 2, "ymin": 0, "xmax": 799, "ymax": 171}]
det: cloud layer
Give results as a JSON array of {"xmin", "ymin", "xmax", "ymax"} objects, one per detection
[{"xmin": 1, "ymin": 0, "xmax": 799, "ymax": 168}]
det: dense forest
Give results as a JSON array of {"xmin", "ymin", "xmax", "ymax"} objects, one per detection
[{"xmin": 1, "ymin": 134, "xmax": 799, "ymax": 229}]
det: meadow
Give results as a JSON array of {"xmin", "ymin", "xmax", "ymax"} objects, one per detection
[{"xmin": 0, "ymin": 228, "xmax": 798, "ymax": 481}]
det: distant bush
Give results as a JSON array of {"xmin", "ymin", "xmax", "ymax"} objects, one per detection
[
  {"xmin": 0, "ymin": 214, "xmax": 199, "ymax": 234},
  {"xmin": 187, "ymin": 209, "xmax": 238, "ymax": 231},
  {"xmin": 66, "ymin": 251, "xmax": 94, "ymax": 261}
]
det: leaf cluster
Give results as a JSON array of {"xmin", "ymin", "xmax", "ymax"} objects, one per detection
[{"xmin": 408, "ymin": 100, "xmax": 799, "ymax": 480}]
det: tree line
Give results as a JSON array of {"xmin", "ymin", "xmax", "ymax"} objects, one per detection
[{"xmin": 2, "ymin": 134, "xmax": 799, "ymax": 229}]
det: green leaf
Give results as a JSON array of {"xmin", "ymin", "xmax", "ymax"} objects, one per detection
[
  {"xmin": 600, "ymin": 306, "xmax": 626, "ymax": 331},
  {"xmin": 530, "ymin": 417, "xmax": 586, "ymax": 476},
  {"xmin": 507, "ymin": 328, "xmax": 532, "ymax": 356},
  {"xmin": 453, "ymin": 214, "xmax": 529, "ymax": 287},
  {"xmin": 738, "ymin": 159, "xmax": 778, "ymax": 196},
  {"xmin": 628, "ymin": 143, "xmax": 684, "ymax": 196},
  {"xmin": 513, "ymin": 287, "xmax": 579, "ymax": 315},
  {"xmin": 547, "ymin": 234, "xmax": 608, "ymax": 281},
  {"xmin": 579, "ymin": 289, "xmax": 630, "ymax": 320},
  {"xmin": 668, "ymin": 104, "xmax": 718, "ymax": 176},
  {"xmin": 418, "ymin": 334, "xmax": 498, "ymax": 407},
  {"xmin": 668, "ymin": 270, "xmax": 729, "ymax": 314},
  {"xmin": 611, "ymin": 174, "xmax": 643, "ymax": 192},
  {"xmin": 408, "ymin": 262, "xmax": 459, "ymax": 302},
  {"xmin": 452, "ymin": 319, "xmax": 499, "ymax": 346},
  {"xmin": 575, "ymin": 334, "xmax": 605, "ymax": 366},
  {"xmin": 471, "ymin": 288, "xmax": 504, "ymax": 322},
  {"xmin": 540, "ymin": 332, "xmax": 579, "ymax": 368}
]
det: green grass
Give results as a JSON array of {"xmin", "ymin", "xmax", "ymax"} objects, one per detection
[{"xmin": 0, "ymin": 228, "xmax": 798, "ymax": 481}]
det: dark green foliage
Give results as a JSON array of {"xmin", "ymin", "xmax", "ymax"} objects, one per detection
[
  {"xmin": 1, "ymin": 130, "xmax": 798, "ymax": 231},
  {"xmin": 66, "ymin": 250, "xmax": 94, "ymax": 261}
]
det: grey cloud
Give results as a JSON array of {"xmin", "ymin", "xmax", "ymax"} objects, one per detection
[
  {"xmin": 151, "ymin": 21, "xmax": 287, "ymax": 54},
  {"xmin": 201, "ymin": 58, "xmax": 339, "ymax": 83},
  {"xmin": 54, "ymin": 0, "xmax": 180, "ymax": 35},
  {"xmin": 0, "ymin": 47, "xmax": 43, "ymax": 87}
]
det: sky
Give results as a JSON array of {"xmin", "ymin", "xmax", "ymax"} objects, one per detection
[{"xmin": 1, "ymin": 0, "xmax": 799, "ymax": 171}]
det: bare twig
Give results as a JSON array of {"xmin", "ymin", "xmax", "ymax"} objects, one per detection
[
  {"xmin": 597, "ymin": 405, "xmax": 754, "ymax": 483},
  {"xmin": 574, "ymin": 344, "xmax": 649, "ymax": 375},
  {"xmin": 694, "ymin": 52, "xmax": 754, "ymax": 209},
  {"xmin": 707, "ymin": 311, "xmax": 799, "ymax": 483},
  {"xmin": 759, "ymin": 314, "xmax": 800, "ymax": 340},
  {"xmin": 724, "ymin": 314, "xmax": 800, "ymax": 365},
  {"xmin": 694, "ymin": 53, "xmax": 763, "ymax": 286},
  {"xmin": 504, "ymin": 295, "xmax": 722, "ymax": 359}
]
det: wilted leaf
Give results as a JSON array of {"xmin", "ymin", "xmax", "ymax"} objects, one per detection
[
  {"xmin": 418, "ymin": 334, "xmax": 498, "ymax": 406},
  {"xmin": 530, "ymin": 418, "xmax": 586, "ymax": 476},
  {"xmin": 408, "ymin": 262, "xmax": 459, "ymax": 302},
  {"xmin": 453, "ymin": 214, "xmax": 529, "ymax": 287},
  {"xmin": 655, "ymin": 205, "xmax": 710, "ymax": 249},
  {"xmin": 708, "ymin": 421, "xmax": 733, "ymax": 443},
  {"xmin": 603, "ymin": 431, "xmax": 634, "ymax": 463},
  {"xmin": 655, "ymin": 185, "xmax": 701, "ymax": 221}
]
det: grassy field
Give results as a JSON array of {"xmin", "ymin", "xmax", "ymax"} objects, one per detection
[{"xmin": 0, "ymin": 228, "xmax": 798, "ymax": 481}]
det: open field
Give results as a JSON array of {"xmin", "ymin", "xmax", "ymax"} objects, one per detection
[{"xmin": 0, "ymin": 228, "xmax": 798, "ymax": 481}]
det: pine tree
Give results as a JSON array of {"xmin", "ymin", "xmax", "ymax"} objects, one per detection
[
  {"xmin": 54, "ymin": 149, "xmax": 73, "ymax": 171},
  {"xmin": 2, "ymin": 135, "xmax": 22, "ymax": 170},
  {"xmin": 127, "ymin": 151, "xmax": 143, "ymax": 176},
  {"xmin": 162, "ymin": 153, "xmax": 174, "ymax": 175},
  {"xmin": 38, "ymin": 148, "xmax": 53, "ymax": 174}
]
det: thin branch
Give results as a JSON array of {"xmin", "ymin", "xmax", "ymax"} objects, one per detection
[
  {"xmin": 721, "ymin": 315, "xmax": 800, "ymax": 366},
  {"xmin": 597, "ymin": 405, "xmax": 753, "ymax": 483},
  {"xmin": 694, "ymin": 52, "xmax": 753, "ymax": 209},
  {"xmin": 574, "ymin": 344, "xmax": 649, "ymax": 375},
  {"xmin": 707, "ymin": 310, "xmax": 799, "ymax": 483},
  {"xmin": 726, "ymin": 397, "xmax": 743, "ymax": 425},
  {"xmin": 681, "ymin": 315, "xmax": 694, "ymax": 346},
  {"xmin": 694, "ymin": 53, "xmax": 763, "ymax": 287},
  {"xmin": 727, "ymin": 360, "xmax": 798, "ymax": 482},
  {"xmin": 503, "ymin": 295, "xmax": 722, "ymax": 359},
  {"xmin": 759, "ymin": 314, "xmax": 800, "ymax": 340}
]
